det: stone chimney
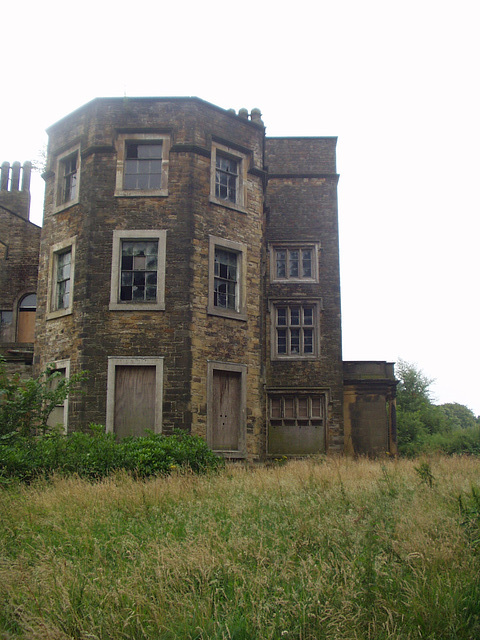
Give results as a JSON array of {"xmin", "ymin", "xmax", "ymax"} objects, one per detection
[{"xmin": 0, "ymin": 161, "xmax": 32, "ymax": 220}]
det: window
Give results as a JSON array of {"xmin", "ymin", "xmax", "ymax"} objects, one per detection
[
  {"xmin": 270, "ymin": 243, "xmax": 320, "ymax": 282},
  {"xmin": 0, "ymin": 310, "xmax": 13, "ymax": 342},
  {"xmin": 115, "ymin": 133, "xmax": 170, "ymax": 196},
  {"xmin": 55, "ymin": 146, "xmax": 80, "ymax": 211},
  {"xmin": 271, "ymin": 302, "xmax": 321, "ymax": 359},
  {"xmin": 210, "ymin": 143, "xmax": 248, "ymax": 211},
  {"xmin": 55, "ymin": 250, "xmax": 71, "ymax": 310},
  {"xmin": 47, "ymin": 236, "xmax": 76, "ymax": 319},
  {"xmin": 214, "ymin": 248, "xmax": 238, "ymax": 310},
  {"xmin": 46, "ymin": 359, "xmax": 70, "ymax": 433},
  {"xmin": 269, "ymin": 394, "xmax": 325, "ymax": 428},
  {"xmin": 106, "ymin": 357, "xmax": 164, "ymax": 438},
  {"xmin": 215, "ymin": 155, "xmax": 238, "ymax": 203},
  {"xmin": 124, "ymin": 142, "xmax": 163, "ymax": 190},
  {"xmin": 110, "ymin": 230, "xmax": 166, "ymax": 311},
  {"xmin": 208, "ymin": 236, "xmax": 247, "ymax": 320}
]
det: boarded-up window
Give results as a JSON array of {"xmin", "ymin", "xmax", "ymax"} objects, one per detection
[
  {"xmin": 211, "ymin": 370, "xmax": 242, "ymax": 451},
  {"xmin": 268, "ymin": 393, "xmax": 327, "ymax": 455},
  {"xmin": 17, "ymin": 294, "xmax": 36, "ymax": 343},
  {"xmin": 114, "ymin": 365, "xmax": 156, "ymax": 439}
]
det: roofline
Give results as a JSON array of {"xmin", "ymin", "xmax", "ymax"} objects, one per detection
[
  {"xmin": 0, "ymin": 203, "xmax": 41, "ymax": 228},
  {"xmin": 46, "ymin": 96, "xmax": 264, "ymax": 133}
]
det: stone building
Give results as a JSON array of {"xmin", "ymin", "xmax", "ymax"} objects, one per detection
[
  {"xmin": 2, "ymin": 96, "xmax": 396, "ymax": 457},
  {"xmin": 0, "ymin": 161, "xmax": 40, "ymax": 376}
]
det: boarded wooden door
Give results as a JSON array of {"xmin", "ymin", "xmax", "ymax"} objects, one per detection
[
  {"xmin": 211, "ymin": 370, "xmax": 241, "ymax": 450},
  {"xmin": 114, "ymin": 366, "xmax": 156, "ymax": 439}
]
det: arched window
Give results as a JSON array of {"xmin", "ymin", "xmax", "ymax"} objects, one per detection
[{"xmin": 17, "ymin": 293, "xmax": 36, "ymax": 343}]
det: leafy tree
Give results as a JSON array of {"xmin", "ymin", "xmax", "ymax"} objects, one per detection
[
  {"xmin": 396, "ymin": 359, "xmax": 433, "ymax": 413},
  {"xmin": 396, "ymin": 359, "xmax": 480, "ymax": 455},
  {"xmin": 396, "ymin": 360, "xmax": 448, "ymax": 452},
  {"xmin": 438, "ymin": 403, "xmax": 478, "ymax": 431},
  {"xmin": 0, "ymin": 357, "xmax": 87, "ymax": 438}
]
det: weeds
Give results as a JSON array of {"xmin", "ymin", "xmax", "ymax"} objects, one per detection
[{"xmin": 1, "ymin": 457, "xmax": 480, "ymax": 639}]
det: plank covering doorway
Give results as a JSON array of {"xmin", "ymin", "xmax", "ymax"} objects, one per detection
[
  {"xmin": 207, "ymin": 361, "xmax": 247, "ymax": 456},
  {"xmin": 106, "ymin": 356, "xmax": 164, "ymax": 437},
  {"xmin": 114, "ymin": 366, "xmax": 156, "ymax": 438}
]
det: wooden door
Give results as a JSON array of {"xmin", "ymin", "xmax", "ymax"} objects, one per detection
[
  {"xmin": 17, "ymin": 310, "xmax": 36, "ymax": 342},
  {"xmin": 211, "ymin": 370, "xmax": 241, "ymax": 450},
  {"xmin": 114, "ymin": 366, "xmax": 156, "ymax": 439}
]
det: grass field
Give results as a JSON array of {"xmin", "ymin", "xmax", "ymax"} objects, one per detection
[{"xmin": 1, "ymin": 456, "xmax": 480, "ymax": 639}]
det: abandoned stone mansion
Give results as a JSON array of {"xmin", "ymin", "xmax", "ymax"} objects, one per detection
[{"xmin": 0, "ymin": 97, "xmax": 397, "ymax": 457}]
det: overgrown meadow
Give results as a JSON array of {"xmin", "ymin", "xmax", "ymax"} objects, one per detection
[{"xmin": 1, "ymin": 456, "xmax": 480, "ymax": 640}]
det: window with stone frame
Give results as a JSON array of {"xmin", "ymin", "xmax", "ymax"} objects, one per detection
[
  {"xmin": 210, "ymin": 143, "xmax": 247, "ymax": 211},
  {"xmin": 215, "ymin": 154, "xmax": 238, "ymax": 203},
  {"xmin": 269, "ymin": 394, "xmax": 325, "ymax": 428},
  {"xmin": 115, "ymin": 134, "xmax": 170, "ymax": 197},
  {"xmin": 109, "ymin": 230, "xmax": 166, "ymax": 311},
  {"xmin": 271, "ymin": 303, "xmax": 320, "ymax": 358},
  {"xmin": 55, "ymin": 249, "xmax": 72, "ymax": 310},
  {"xmin": 270, "ymin": 243, "xmax": 320, "ymax": 282},
  {"xmin": 119, "ymin": 239, "xmax": 158, "ymax": 302},
  {"xmin": 208, "ymin": 236, "xmax": 247, "ymax": 320},
  {"xmin": 214, "ymin": 247, "xmax": 238, "ymax": 310},
  {"xmin": 55, "ymin": 146, "xmax": 80, "ymax": 211},
  {"xmin": 47, "ymin": 237, "xmax": 76, "ymax": 319}
]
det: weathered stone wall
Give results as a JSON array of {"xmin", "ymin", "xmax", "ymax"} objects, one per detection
[
  {"xmin": 343, "ymin": 361, "xmax": 397, "ymax": 456},
  {"xmin": 264, "ymin": 138, "xmax": 344, "ymax": 453},
  {"xmin": 35, "ymin": 98, "xmax": 266, "ymax": 455},
  {"xmin": 0, "ymin": 163, "xmax": 40, "ymax": 376}
]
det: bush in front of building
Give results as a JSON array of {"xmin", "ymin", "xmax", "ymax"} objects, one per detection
[{"xmin": 0, "ymin": 426, "xmax": 223, "ymax": 483}]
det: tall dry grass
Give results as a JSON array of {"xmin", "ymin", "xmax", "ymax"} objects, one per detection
[{"xmin": 1, "ymin": 456, "xmax": 480, "ymax": 639}]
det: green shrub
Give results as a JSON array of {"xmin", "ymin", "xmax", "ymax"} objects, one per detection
[{"xmin": 0, "ymin": 426, "xmax": 223, "ymax": 483}]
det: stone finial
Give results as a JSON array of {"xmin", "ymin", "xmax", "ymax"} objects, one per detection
[
  {"xmin": 21, "ymin": 161, "xmax": 32, "ymax": 193},
  {"xmin": 238, "ymin": 108, "xmax": 249, "ymax": 119},
  {"xmin": 250, "ymin": 108, "xmax": 264, "ymax": 125},
  {"xmin": 10, "ymin": 162, "xmax": 21, "ymax": 191}
]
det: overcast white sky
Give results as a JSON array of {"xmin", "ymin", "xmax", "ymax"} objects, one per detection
[{"xmin": 2, "ymin": 0, "xmax": 479, "ymax": 414}]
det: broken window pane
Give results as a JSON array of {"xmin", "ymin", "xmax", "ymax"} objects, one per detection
[
  {"xmin": 215, "ymin": 154, "xmax": 238, "ymax": 203},
  {"xmin": 214, "ymin": 248, "xmax": 238, "ymax": 310},
  {"xmin": 120, "ymin": 239, "xmax": 158, "ymax": 302}
]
